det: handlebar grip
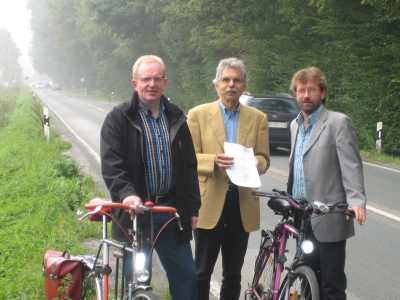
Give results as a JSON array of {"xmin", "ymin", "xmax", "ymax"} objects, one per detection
[{"xmin": 85, "ymin": 198, "xmax": 177, "ymax": 214}]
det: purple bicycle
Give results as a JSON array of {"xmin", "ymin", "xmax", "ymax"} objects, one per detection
[{"xmin": 245, "ymin": 190, "xmax": 354, "ymax": 300}]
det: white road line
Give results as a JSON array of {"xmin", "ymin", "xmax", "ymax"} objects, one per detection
[
  {"xmin": 86, "ymin": 103, "xmax": 108, "ymax": 113},
  {"xmin": 210, "ymin": 280, "xmax": 221, "ymax": 298},
  {"xmin": 363, "ymin": 161, "xmax": 400, "ymax": 174},
  {"xmin": 366, "ymin": 205, "xmax": 400, "ymax": 222},
  {"xmin": 267, "ymin": 168, "xmax": 400, "ymax": 223},
  {"xmin": 44, "ymin": 102, "xmax": 101, "ymax": 164}
]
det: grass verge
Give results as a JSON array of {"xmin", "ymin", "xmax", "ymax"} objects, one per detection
[
  {"xmin": 361, "ymin": 150, "xmax": 400, "ymax": 168},
  {"xmin": 0, "ymin": 89, "xmax": 99, "ymax": 299}
]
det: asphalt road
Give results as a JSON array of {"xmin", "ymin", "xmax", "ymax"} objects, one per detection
[{"xmin": 35, "ymin": 88, "xmax": 400, "ymax": 300}]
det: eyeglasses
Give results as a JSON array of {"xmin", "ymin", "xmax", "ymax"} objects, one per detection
[
  {"xmin": 137, "ymin": 76, "xmax": 166, "ymax": 84},
  {"xmin": 220, "ymin": 77, "xmax": 243, "ymax": 84},
  {"xmin": 296, "ymin": 87, "xmax": 321, "ymax": 96}
]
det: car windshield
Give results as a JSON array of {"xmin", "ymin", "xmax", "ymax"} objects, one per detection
[{"xmin": 248, "ymin": 98, "xmax": 299, "ymax": 114}]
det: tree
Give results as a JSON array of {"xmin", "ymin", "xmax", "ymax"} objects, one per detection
[{"xmin": 0, "ymin": 29, "xmax": 22, "ymax": 84}]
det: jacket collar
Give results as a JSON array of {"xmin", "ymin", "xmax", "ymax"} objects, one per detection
[
  {"xmin": 121, "ymin": 92, "xmax": 184, "ymax": 125},
  {"xmin": 303, "ymin": 106, "xmax": 329, "ymax": 155}
]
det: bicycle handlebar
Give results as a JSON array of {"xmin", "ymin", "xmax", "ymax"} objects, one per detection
[
  {"xmin": 253, "ymin": 190, "xmax": 355, "ymax": 217},
  {"xmin": 83, "ymin": 198, "xmax": 177, "ymax": 217}
]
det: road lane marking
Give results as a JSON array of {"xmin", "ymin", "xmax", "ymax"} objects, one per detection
[
  {"xmin": 210, "ymin": 280, "xmax": 221, "ymax": 298},
  {"xmin": 363, "ymin": 161, "xmax": 400, "ymax": 174},
  {"xmin": 366, "ymin": 205, "xmax": 400, "ymax": 222},
  {"xmin": 44, "ymin": 101, "xmax": 101, "ymax": 164},
  {"xmin": 267, "ymin": 167, "xmax": 400, "ymax": 223},
  {"xmin": 86, "ymin": 103, "xmax": 109, "ymax": 113}
]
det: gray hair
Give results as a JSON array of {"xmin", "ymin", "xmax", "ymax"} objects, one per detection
[
  {"xmin": 132, "ymin": 55, "xmax": 166, "ymax": 79},
  {"xmin": 213, "ymin": 57, "xmax": 247, "ymax": 84}
]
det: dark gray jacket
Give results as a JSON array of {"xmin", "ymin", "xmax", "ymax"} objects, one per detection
[{"xmin": 100, "ymin": 92, "xmax": 200, "ymax": 242}]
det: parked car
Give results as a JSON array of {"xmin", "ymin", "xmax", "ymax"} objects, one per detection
[{"xmin": 240, "ymin": 94, "xmax": 300, "ymax": 150}]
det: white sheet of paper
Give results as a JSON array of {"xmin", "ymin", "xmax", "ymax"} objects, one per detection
[{"xmin": 224, "ymin": 142, "xmax": 261, "ymax": 188}]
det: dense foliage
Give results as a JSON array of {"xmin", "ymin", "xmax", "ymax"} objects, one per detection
[
  {"xmin": 29, "ymin": 0, "xmax": 400, "ymax": 153},
  {"xmin": 0, "ymin": 90, "xmax": 97, "ymax": 299},
  {"xmin": 0, "ymin": 29, "xmax": 22, "ymax": 85}
]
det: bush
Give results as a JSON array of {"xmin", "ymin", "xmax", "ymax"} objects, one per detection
[
  {"xmin": 0, "ymin": 87, "xmax": 17, "ymax": 128},
  {"xmin": 0, "ymin": 90, "xmax": 98, "ymax": 299}
]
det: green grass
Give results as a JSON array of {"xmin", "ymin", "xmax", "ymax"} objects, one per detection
[
  {"xmin": 361, "ymin": 150, "xmax": 400, "ymax": 168},
  {"xmin": 0, "ymin": 89, "xmax": 99, "ymax": 299}
]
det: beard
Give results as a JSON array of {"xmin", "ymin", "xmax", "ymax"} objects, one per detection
[{"xmin": 300, "ymin": 102, "xmax": 321, "ymax": 115}]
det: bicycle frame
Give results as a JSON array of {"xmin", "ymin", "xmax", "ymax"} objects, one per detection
[
  {"xmin": 247, "ymin": 191, "xmax": 353, "ymax": 300},
  {"xmin": 246, "ymin": 192, "xmax": 315, "ymax": 300},
  {"xmin": 79, "ymin": 199, "xmax": 179, "ymax": 300},
  {"xmin": 250, "ymin": 220, "xmax": 300, "ymax": 300}
]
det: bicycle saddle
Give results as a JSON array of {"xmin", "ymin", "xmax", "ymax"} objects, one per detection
[{"xmin": 268, "ymin": 197, "xmax": 291, "ymax": 214}]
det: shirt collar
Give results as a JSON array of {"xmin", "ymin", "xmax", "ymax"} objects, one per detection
[
  {"xmin": 297, "ymin": 104, "xmax": 323, "ymax": 126},
  {"xmin": 219, "ymin": 100, "xmax": 240, "ymax": 114},
  {"xmin": 138, "ymin": 99, "xmax": 165, "ymax": 116}
]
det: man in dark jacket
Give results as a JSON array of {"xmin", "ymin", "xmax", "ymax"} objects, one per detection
[{"xmin": 100, "ymin": 55, "xmax": 200, "ymax": 300}]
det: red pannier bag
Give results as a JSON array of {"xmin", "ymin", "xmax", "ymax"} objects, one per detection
[{"xmin": 43, "ymin": 250, "xmax": 83, "ymax": 300}]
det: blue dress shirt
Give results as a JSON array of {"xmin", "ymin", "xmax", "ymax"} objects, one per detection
[{"xmin": 292, "ymin": 105, "xmax": 323, "ymax": 202}]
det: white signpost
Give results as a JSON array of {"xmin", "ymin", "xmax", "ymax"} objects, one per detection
[
  {"xmin": 376, "ymin": 121, "xmax": 383, "ymax": 153},
  {"xmin": 43, "ymin": 106, "xmax": 50, "ymax": 142}
]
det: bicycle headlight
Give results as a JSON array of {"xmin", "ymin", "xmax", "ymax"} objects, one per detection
[
  {"xmin": 134, "ymin": 252, "xmax": 150, "ymax": 282},
  {"xmin": 300, "ymin": 240, "xmax": 314, "ymax": 254}
]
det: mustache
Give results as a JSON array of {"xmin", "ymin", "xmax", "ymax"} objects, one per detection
[{"xmin": 224, "ymin": 88, "xmax": 239, "ymax": 93}]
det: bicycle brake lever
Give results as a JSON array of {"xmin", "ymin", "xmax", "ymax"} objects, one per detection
[{"xmin": 77, "ymin": 206, "xmax": 102, "ymax": 221}]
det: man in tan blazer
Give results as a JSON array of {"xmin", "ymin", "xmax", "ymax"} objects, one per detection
[{"xmin": 187, "ymin": 57, "xmax": 270, "ymax": 300}]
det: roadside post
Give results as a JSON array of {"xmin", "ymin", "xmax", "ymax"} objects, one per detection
[
  {"xmin": 376, "ymin": 121, "xmax": 383, "ymax": 153},
  {"xmin": 80, "ymin": 77, "xmax": 87, "ymax": 96},
  {"xmin": 43, "ymin": 106, "xmax": 50, "ymax": 142}
]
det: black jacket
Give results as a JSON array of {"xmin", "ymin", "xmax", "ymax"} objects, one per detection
[{"xmin": 100, "ymin": 92, "xmax": 200, "ymax": 242}]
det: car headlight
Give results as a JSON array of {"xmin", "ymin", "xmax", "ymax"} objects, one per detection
[
  {"xmin": 134, "ymin": 252, "xmax": 150, "ymax": 282},
  {"xmin": 300, "ymin": 240, "xmax": 314, "ymax": 254}
]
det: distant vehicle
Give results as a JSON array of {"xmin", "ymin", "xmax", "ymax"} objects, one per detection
[
  {"xmin": 240, "ymin": 94, "xmax": 300, "ymax": 150},
  {"xmin": 50, "ymin": 83, "xmax": 61, "ymax": 90},
  {"xmin": 32, "ymin": 81, "xmax": 50, "ymax": 89}
]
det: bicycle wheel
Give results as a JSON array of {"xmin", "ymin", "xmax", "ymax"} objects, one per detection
[
  {"xmin": 81, "ymin": 272, "xmax": 103, "ymax": 300},
  {"xmin": 279, "ymin": 265, "xmax": 319, "ymax": 300},
  {"xmin": 131, "ymin": 289, "xmax": 161, "ymax": 300},
  {"xmin": 251, "ymin": 235, "xmax": 275, "ymax": 300}
]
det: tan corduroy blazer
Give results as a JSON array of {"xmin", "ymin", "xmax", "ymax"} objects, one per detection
[{"xmin": 187, "ymin": 101, "xmax": 270, "ymax": 232}]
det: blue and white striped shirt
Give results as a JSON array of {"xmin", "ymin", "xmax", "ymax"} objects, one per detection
[
  {"xmin": 139, "ymin": 102, "xmax": 172, "ymax": 198},
  {"xmin": 219, "ymin": 101, "xmax": 240, "ymax": 143},
  {"xmin": 292, "ymin": 105, "xmax": 323, "ymax": 202}
]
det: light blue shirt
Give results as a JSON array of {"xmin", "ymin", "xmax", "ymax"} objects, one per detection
[
  {"xmin": 219, "ymin": 101, "xmax": 240, "ymax": 143},
  {"xmin": 292, "ymin": 105, "xmax": 323, "ymax": 201}
]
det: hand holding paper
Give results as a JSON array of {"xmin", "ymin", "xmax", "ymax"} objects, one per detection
[{"xmin": 224, "ymin": 142, "xmax": 261, "ymax": 188}]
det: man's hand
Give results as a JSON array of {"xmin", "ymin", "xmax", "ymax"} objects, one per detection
[
  {"xmin": 351, "ymin": 205, "xmax": 366, "ymax": 225},
  {"xmin": 191, "ymin": 216, "xmax": 198, "ymax": 230},
  {"xmin": 215, "ymin": 153, "xmax": 234, "ymax": 169},
  {"xmin": 122, "ymin": 195, "xmax": 144, "ymax": 214}
]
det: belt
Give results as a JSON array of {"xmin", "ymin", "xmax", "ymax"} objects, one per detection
[{"xmin": 154, "ymin": 192, "xmax": 175, "ymax": 205}]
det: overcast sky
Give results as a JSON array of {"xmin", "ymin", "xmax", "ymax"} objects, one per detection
[{"xmin": 0, "ymin": 0, "xmax": 34, "ymax": 76}]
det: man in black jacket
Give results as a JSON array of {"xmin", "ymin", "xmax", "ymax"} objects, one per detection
[{"xmin": 100, "ymin": 55, "xmax": 200, "ymax": 300}]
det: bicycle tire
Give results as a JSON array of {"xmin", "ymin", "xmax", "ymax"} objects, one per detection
[
  {"xmin": 81, "ymin": 272, "xmax": 103, "ymax": 300},
  {"xmin": 131, "ymin": 289, "xmax": 161, "ymax": 300},
  {"xmin": 279, "ymin": 265, "xmax": 319, "ymax": 300},
  {"xmin": 251, "ymin": 234, "xmax": 275, "ymax": 300}
]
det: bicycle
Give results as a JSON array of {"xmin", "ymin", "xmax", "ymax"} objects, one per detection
[
  {"xmin": 244, "ymin": 190, "xmax": 354, "ymax": 300},
  {"xmin": 77, "ymin": 197, "xmax": 183, "ymax": 300}
]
